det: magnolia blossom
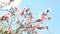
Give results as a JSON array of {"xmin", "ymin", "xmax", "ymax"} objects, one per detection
[
  {"xmin": 36, "ymin": 11, "xmax": 45, "ymax": 22},
  {"xmin": 29, "ymin": 12, "xmax": 34, "ymax": 18},
  {"xmin": 26, "ymin": 12, "xmax": 34, "ymax": 21},
  {"xmin": 0, "ymin": 0, "xmax": 11, "ymax": 8},
  {"xmin": 34, "ymin": 22, "xmax": 48, "ymax": 30},
  {"xmin": 17, "ymin": 8, "xmax": 24, "ymax": 16},
  {"xmin": 35, "ymin": 24, "xmax": 43, "ymax": 29},
  {"xmin": 36, "ymin": 8, "xmax": 51, "ymax": 22},
  {"xmin": 1, "ymin": 12, "xmax": 11, "ymax": 21},
  {"xmin": 34, "ymin": 23, "xmax": 39, "ymax": 27},
  {"xmin": 37, "ymin": 25, "xmax": 48, "ymax": 30},
  {"xmin": 0, "ymin": 7, "xmax": 51, "ymax": 34}
]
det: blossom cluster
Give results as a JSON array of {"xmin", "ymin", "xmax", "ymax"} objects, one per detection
[{"xmin": 0, "ymin": 0, "xmax": 51, "ymax": 34}]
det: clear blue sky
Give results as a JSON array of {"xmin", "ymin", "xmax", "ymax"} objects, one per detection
[
  {"xmin": 0, "ymin": 0, "xmax": 60, "ymax": 34},
  {"xmin": 19, "ymin": 0, "xmax": 60, "ymax": 34}
]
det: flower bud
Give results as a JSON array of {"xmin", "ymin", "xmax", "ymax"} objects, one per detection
[{"xmin": 48, "ymin": 16, "xmax": 51, "ymax": 20}]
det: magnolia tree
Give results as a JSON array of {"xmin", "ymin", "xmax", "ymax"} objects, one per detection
[{"xmin": 0, "ymin": 0, "xmax": 51, "ymax": 34}]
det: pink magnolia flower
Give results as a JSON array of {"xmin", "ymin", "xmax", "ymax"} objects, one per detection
[
  {"xmin": 26, "ymin": 12, "xmax": 34, "ymax": 20},
  {"xmin": 19, "ymin": 11, "xmax": 24, "ymax": 16},
  {"xmin": 36, "ymin": 8, "xmax": 51, "ymax": 22},
  {"xmin": 1, "ymin": 12, "xmax": 11, "ymax": 20},
  {"xmin": 34, "ymin": 23, "xmax": 45, "ymax": 30},
  {"xmin": 29, "ymin": 12, "xmax": 34, "ymax": 18},
  {"xmin": 37, "ymin": 26, "xmax": 44, "ymax": 30},
  {"xmin": 18, "ymin": 8, "xmax": 24, "ymax": 16},
  {"xmin": 34, "ymin": 23, "xmax": 39, "ymax": 27},
  {"xmin": 36, "ymin": 12, "xmax": 45, "ymax": 22}
]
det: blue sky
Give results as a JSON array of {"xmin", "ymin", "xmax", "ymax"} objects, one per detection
[
  {"xmin": 0, "ymin": 0, "xmax": 60, "ymax": 34},
  {"xmin": 19, "ymin": 0, "xmax": 60, "ymax": 34}
]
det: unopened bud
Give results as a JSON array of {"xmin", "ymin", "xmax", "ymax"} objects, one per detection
[
  {"xmin": 46, "ymin": 8, "xmax": 51, "ymax": 13},
  {"xmin": 48, "ymin": 16, "xmax": 51, "ymax": 20}
]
